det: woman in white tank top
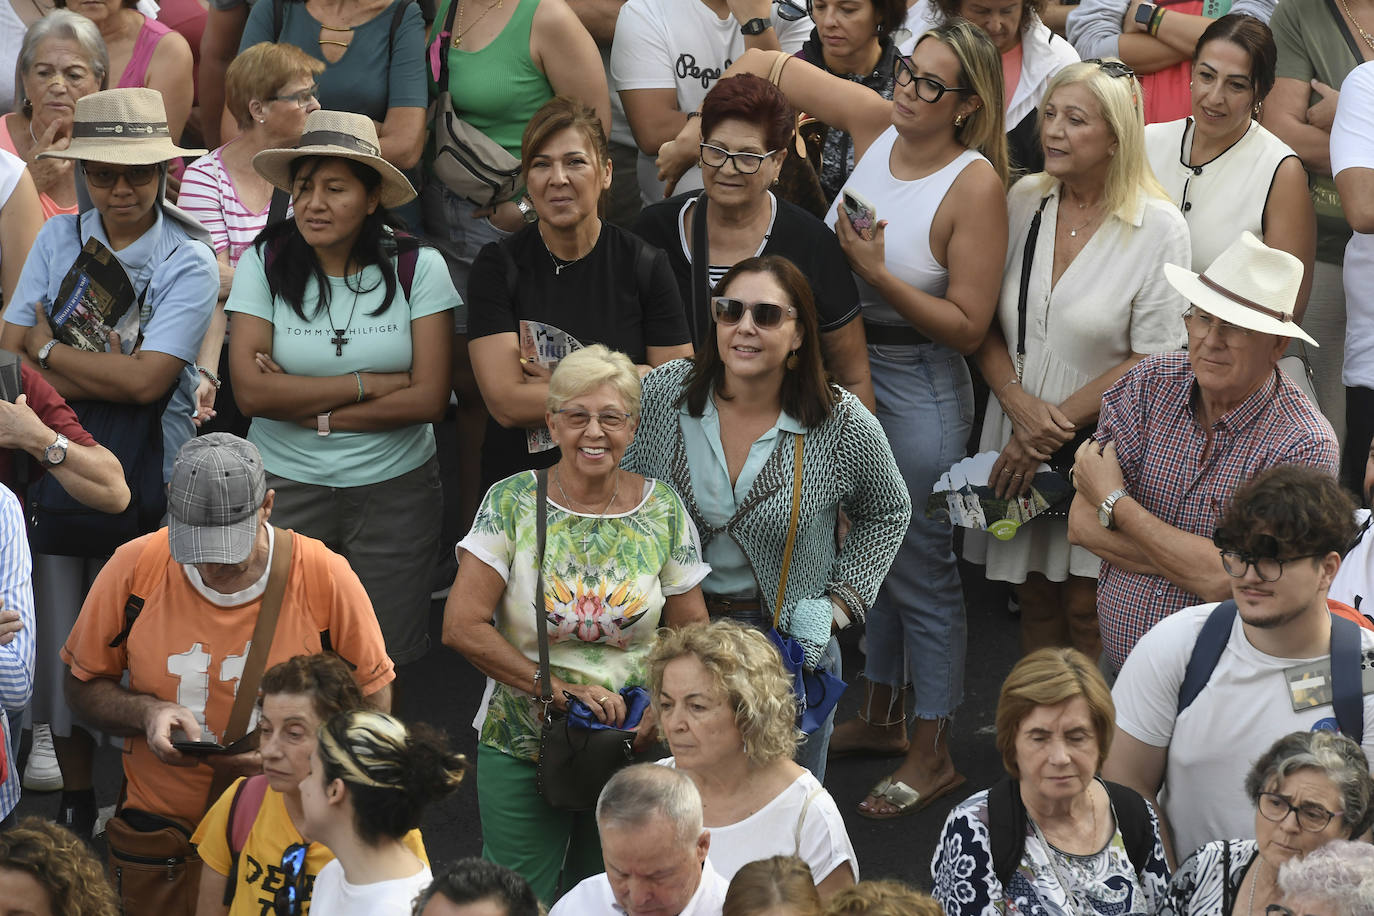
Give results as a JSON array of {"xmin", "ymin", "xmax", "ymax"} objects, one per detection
[{"xmin": 656, "ymin": 20, "xmax": 1010, "ymax": 820}]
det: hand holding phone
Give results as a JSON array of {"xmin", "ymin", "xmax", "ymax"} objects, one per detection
[{"xmin": 841, "ymin": 189, "xmax": 878, "ymax": 241}]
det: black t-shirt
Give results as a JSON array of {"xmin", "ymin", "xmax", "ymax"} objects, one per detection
[
  {"xmin": 633, "ymin": 191, "xmax": 861, "ymax": 347},
  {"xmin": 467, "ymin": 221, "xmax": 690, "ymax": 486}
]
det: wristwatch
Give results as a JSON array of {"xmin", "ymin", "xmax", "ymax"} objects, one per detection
[
  {"xmin": 740, "ymin": 16, "xmax": 772, "ymax": 35},
  {"xmin": 516, "ymin": 196, "xmax": 538, "ymax": 224},
  {"xmin": 1098, "ymin": 488, "xmax": 1130, "ymax": 529},
  {"xmin": 1134, "ymin": 2, "xmax": 1157, "ymax": 27},
  {"xmin": 42, "ymin": 432, "xmax": 67, "ymax": 467},
  {"xmin": 36, "ymin": 339, "xmax": 57, "ymax": 370},
  {"xmin": 316, "ymin": 411, "xmax": 332, "ymax": 437}
]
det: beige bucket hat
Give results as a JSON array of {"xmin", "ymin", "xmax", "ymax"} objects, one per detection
[
  {"xmin": 253, "ymin": 110, "xmax": 416, "ymax": 209},
  {"xmin": 1163, "ymin": 231, "xmax": 1318, "ymax": 346},
  {"xmin": 38, "ymin": 88, "xmax": 206, "ymax": 165}
]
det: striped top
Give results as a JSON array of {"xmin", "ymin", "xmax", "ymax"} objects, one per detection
[
  {"xmin": 180, "ymin": 143, "xmax": 278, "ymax": 267},
  {"xmin": 0, "ymin": 486, "xmax": 34, "ymax": 820}
]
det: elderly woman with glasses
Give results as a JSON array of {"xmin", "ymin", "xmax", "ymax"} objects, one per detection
[
  {"xmin": 444, "ymin": 344, "xmax": 709, "ymax": 905},
  {"xmin": 963, "ymin": 59, "xmax": 1189, "ymax": 663},
  {"xmin": 623, "ymin": 256, "xmax": 910, "ymax": 779},
  {"xmin": 1160, "ymin": 731, "xmax": 1374, "ymax": 916}
]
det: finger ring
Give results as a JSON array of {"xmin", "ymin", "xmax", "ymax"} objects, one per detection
[
  {"xmin": 597, "ymin": 696, "xmax": 609, "ymax": 703},
  {"xmin": 1013, "ymin": 473, "xmax": 1024, "ymax": 478}
]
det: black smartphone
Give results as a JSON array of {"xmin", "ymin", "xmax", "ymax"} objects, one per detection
[{"xmin": 172, "ymin": 739, "xmax": 227, "ymax": 755}]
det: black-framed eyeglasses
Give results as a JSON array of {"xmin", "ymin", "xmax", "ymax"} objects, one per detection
[
  {"xmin": 699, "ymin": 143, "xmax": 779, "ymax": 175},
  {"xmin": 271, "ymin": 84, "xmax": 318, "ymax": 108},
  {"xmin": 273, "ymin": 843, "xmax": 309, "ymax": 916},
  {"xmin": 893, "ymin": 56, "xmax": 973, "ymax": 103},
  {"xmin": 552, "ymin": 408, "xmax": 632, "ymax": 431},
  {"xmin": 776, "ymin": 0, "xmax": 808, "ymax": 21},
  {"xmin": 711, "ymin": 296, "xmax": 798, "ymax": 329},
  {"xmin": 1084, "ymin": 58, "xmax": 1136, "ymax": 79},
  {"xmin": 1218, "ymin": 550, "xmax": 1323, "ymax": 582},
  {"xmin": 1265, "ymin": 906, "xmax": 1296, "ymax": 916},
  {"xmin": 84, "ymin": 164, "xmax": 160, "ymax": 189},
  {"xmin": 1257, "ymin": 792, "xmax": 1342, "ymax": 832}
]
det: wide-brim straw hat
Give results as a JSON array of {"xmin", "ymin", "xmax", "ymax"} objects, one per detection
[
  {"xmin": 1163, "ymin": 231, "xmax": 1317, "ymax": 346},
  {"xmin": 38, "ymin": 88, "xmax": 206, "ymax": 165},
  {"xmin": 253, "ymin": 110, "xmax": 416, "ymax": 209}
]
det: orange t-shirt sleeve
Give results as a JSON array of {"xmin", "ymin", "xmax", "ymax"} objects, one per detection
[
  {"xmin": 59, "ymin": 534, "xmax": 157, "ymax": 681},
  {"xmin": 315, "ymin": 546, "xmax": 395, "ymax": 695}
]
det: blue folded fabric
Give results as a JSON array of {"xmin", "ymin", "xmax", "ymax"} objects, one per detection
[{"xmin": 565, "ymin": 686, "xmax": 652, "ymax": 731}]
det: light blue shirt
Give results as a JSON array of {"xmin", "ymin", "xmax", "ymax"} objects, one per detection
[
  {"xmin": 0, "ymin": 487, "xmax": 35, "ymax": 819},
  {"xmin": 678, "ymin": 395, "xmax": 805, "ymax": 597},
  {"xmin": 4, "ymin": 208, "xmax": 218, "ymax": 481},
  {"xmin": 226, "ymin": 244, "xmax": 458, "ymax": 487}
]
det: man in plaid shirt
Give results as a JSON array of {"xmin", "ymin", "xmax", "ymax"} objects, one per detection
[{"xmin": 1070, "ymin": 233, "xmax": 1338, "ymax": 671}]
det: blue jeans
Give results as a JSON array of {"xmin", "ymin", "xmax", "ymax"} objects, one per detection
[
  {"xmin": 864, "ymin": 343, "xmax": 972, "ymax": 719},
  {"xmin": 420, "ymin": 181, "xmax": 512, "ymax": 331}
]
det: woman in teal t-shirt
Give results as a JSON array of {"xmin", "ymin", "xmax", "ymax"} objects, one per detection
[{"xmin": 226, "ymin": 110, "xmax": 458, "ymax": 667}]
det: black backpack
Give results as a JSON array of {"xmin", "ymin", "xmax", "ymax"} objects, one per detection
[{"xmin": 986, "ymin": 777, "xmax": 1155, "ymax": 890}]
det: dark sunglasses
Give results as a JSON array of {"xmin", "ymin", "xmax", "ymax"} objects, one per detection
[
  {"xmin": 1083, "ymin": 58, "xmax": 1136, "ymax": 79},
  {"xmin": 273, "ymin": 843, "xmax": 309, "ymax": 916},
  {"xmin": 84, "ymin": 164, "xmax": 161, "ymax": 189},
  {"xmin": 893, "ymin": 56, "xmax": 973, "ymax": 103},
  {"xmin": 777, "ymin": 0, "xmax": 808, "ymax": 20},
  {"xmin": 711, "ymin": 296, "xmax": 798, "ymax": 328}
]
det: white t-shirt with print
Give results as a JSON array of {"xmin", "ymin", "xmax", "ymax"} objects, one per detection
[
  {"xmin": 609, "ymin": 0, "xmax": 811, "ymax": 202},
  {"xmin": 1113, "ymin": 602, "xmax": 1374, "ymax": 862}
]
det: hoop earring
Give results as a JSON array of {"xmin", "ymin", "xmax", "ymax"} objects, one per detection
[{"xmin": 786, "ymin": 350, "xmax": 800, "ymax": 370}]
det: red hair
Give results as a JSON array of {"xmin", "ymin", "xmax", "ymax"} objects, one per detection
[{"xmin": 700, "ymin": 74, "xmax": 795, "ymax": 153}]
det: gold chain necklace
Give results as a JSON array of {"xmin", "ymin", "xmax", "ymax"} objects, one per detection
[
  {"xmin": 1341, "ymin": 0, "xmax": 1374, "ymax": 52},
  {"xmin": 452, "ymin": 0, "xmax": 504, "ymax": 48}
]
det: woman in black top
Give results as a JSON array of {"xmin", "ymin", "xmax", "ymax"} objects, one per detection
[
  {"xmin": 466, "ymin": 96, "xmax": 692, "ymax": 488},
  {"xmin": 633, "ymin": 74, "xmax": 873, "ymax": 410}
]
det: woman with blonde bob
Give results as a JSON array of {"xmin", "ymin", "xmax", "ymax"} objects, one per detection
[
  {"xmin": 932, "ymin": 648, "xmax": 1171, "ymax": 914},
  {"xmin": 964, "ymin": 59, "xmax": 1190, "ymax": 662},
  {"xmin": 648, "ymin": 621, "xmax": 858, "ymax": 901},
  {"xmin": 724, "ymin": 856, "xmax": 824, "ymax": 916},
  {"xmin": 445, "ymin": 345, "xmax": 709, "ymax": 904}
]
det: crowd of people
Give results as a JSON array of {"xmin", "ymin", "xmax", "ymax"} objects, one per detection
[{"xmin": 0, "ymin": 0, "xmax": 1371, "ymax": 912}]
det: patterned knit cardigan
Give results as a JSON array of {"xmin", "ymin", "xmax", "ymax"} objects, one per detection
[{"xmin": 622, "ymin": 359, "xmax": 911, "ymax": 665}]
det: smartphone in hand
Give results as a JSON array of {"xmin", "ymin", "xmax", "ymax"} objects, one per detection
[{"xmin": 841, "ymin": 189, "xmax": 878, "ymax": 241}]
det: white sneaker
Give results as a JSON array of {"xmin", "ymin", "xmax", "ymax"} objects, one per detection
[{"xmin": 22, "ymin": 724, "xmax": 63, "ymax": 792}]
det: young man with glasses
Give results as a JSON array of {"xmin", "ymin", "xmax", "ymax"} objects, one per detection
[
  {"xmin": 1070, "ymin": 232, "xmax": 1338, "ymax": 673},
  {"xmin": 1099, "ymin": 464, "xmax": 1374, "ymax": 866}
]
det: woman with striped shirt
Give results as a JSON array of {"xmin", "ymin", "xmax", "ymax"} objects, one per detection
[{"xmin": 179, "ymin": 41, "xmax": 322, "ymax": 434}]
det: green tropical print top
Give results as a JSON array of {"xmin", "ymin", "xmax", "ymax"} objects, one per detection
[{"xmin": 460, "ymin": 472, "xmax": 709, "ymax": 760}]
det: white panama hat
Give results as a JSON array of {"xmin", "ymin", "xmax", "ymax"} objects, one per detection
[{"xmin": 1163, "ymin": 231, "xmax": 1317, "ymax": 346}]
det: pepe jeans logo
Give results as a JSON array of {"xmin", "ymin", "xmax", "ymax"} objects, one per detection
[{"xmin": 675, "ymin": 54, "xmax": 733, "ymax": 90}]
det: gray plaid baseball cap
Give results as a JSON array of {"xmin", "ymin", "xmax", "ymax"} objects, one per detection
[{"xmin": 167, "ymin": 434, "xmax": 267, "ymax": 565}]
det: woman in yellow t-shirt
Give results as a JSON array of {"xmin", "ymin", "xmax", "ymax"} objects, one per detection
[{"xmin": 191, "ymin": 654, "xmax": 427, "ymax": 916}]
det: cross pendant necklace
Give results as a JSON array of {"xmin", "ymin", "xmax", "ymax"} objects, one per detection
[{"xmin": 325, "ymin": 291, "xmax": 361, "ymax": 357}]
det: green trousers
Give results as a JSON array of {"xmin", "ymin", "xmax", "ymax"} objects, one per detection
[{"xmin": 476, "ymin": 743, "xmax": 604, "ymax": 905}]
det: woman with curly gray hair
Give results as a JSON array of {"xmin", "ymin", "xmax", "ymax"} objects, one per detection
[
  {"xmin": 1276, "ymin": 840, "xmax": 1374, "ymax": 915},
  {"xmin": 1161, "ymin": 730, "xmax": 1374, "ymax": 916},
  {"xmin": 647, "ymin": 621, "xmax": 858, "ymax": 901}
]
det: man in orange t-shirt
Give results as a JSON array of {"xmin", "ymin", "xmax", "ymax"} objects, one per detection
[{"xmin": 60, "ymin": 434, "xmax": 394, "ymax": 826}]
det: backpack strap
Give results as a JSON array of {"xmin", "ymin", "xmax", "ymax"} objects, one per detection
[
  {"xmin": 1177, "ymin": 600, "xmax": 1239, "ymax": 715},
  {"xmin": 1330, "ymin": 613, "xmax": 1364, "ymax": 744},
  {"xmin": 634, "ymin": 238, "xmax": 659, "ymax": 303},
  {"xmin": 987, "ymin": 776, "xmax": 1028, "ymax": 889},
  {"xmin": 221, "ymin": 774, "xmax": 270, "ymax": 907},
  {"xmin": 108, "ymin": 532, "xmax": 173, "ymax": 648},
  {"xmin": 392, "ymin": 233, "xmax": 420, "ymax": 301},
  {"xmin": 1103, "ymin": 780, "xmax": 1154, "ymax": 878}
]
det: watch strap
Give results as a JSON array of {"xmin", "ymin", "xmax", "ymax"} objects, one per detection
[
  {"xmin": 37, "ymin": 340, "xmax": 57, "ymax": 369},
  {"xmin": 316, "ymin": 411, "xmax": 331, "ymax": 437},
  {"xmin": 741, "ymin": 16, "xmax": 772, "ymax": 34}
]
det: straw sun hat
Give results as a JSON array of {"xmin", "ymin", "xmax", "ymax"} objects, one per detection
[
  {"xmin": 253, "ymin": 110, "xmax": 416, "ymax": 209},
  {"xmin": 1163, "ymin": 231, "xmax": 1318, "ymax": 346},
  {"xmin": 37, "ymin": 87, "xmax": 206, "ymax": 165}
]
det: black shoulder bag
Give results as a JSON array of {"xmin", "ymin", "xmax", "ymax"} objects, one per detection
[{"xmin": 533, "ymin": 469, "xmax": 636, "ymax": 811}]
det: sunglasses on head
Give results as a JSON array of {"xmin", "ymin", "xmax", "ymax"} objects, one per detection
[
  {"xmin": 1083, "ymin": 58, "xmax": 1136, "ymax": 79},
  {"xmin": 776, "ymin": 0, "xmax": 808, "ymax": 20},
  {"xmin": 711, "ymin": 296, "xmax": 798, "ymax": 328},
  {"xmin": 273, "ymin": 843, "xmax": 309, "ymax": 916},
  {"xmin": 84, "ymin": 164, "xmax": 161, "ymax": 189}
]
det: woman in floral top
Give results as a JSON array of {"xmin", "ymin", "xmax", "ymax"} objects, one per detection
[
  {"xmin": 931, "ymin": 648, "xmax": 1171, "ymax": 915},
  {"xmin": 443, "ymin": 344, "xmax": 709, "ymax": 906}
]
